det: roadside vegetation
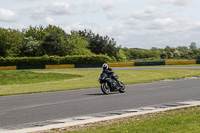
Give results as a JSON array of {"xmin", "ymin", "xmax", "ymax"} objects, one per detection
[
  {"xmin": 60, "ymin": 106, "xmax": 200, "ymax": 133},
  {"xmin": 1, "ymin": 25, "xmax": 200, "ymax": 63},
  {"xmin": 1, "ymin": 68, "xmax": 200, "ymax": 96}
]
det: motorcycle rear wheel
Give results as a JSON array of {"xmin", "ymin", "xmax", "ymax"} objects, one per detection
[{"xmin": 101, "ymin": 82, "xmax": 110, "ymax": 94}]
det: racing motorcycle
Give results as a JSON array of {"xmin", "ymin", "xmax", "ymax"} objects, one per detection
[{"xmin": 98, "ymin": 72, "xmax": 126, "ymax": 94}]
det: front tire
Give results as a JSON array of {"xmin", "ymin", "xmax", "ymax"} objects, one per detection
[
  {"xmin": 119, "ymin": 82, "xmax": 126, "ymax": 93},
  {"xmin": 101, "ymin": 82, "xmax": 110, "ymax": 94}
]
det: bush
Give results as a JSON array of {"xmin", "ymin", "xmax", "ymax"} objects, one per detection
[
  {"xmin": 0, "ymin": 55, "xmax": 112, "ymax": 66},
  {"xmin": 59, "ymin": 55, "xmax": 112, "ymax": 64}
]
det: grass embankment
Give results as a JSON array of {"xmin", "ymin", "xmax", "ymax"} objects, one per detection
[
  {"xmin": 60, "ymin": 106, "xmax": 200, "ymax": 133},
  {"xmin": 0, "ymin": 71, "xmax": 82, "ymax": 85},
  {"xmin": 1, "ymin": 69, "xmax": 200, "ymax": 96}
]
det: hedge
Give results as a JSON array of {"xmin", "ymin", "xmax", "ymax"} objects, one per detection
[{"xmin": 0, "ymin": 55, "xmax": 112, "ymax": 66}]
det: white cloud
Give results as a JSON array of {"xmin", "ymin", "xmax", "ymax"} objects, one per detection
[
  {"xmin": 65, "ymin": 23, "xmax": 86, "ymax": 32},
  {"xmin": 103, "ymin": 6, "xmax": 200, "ymax": 48},
  {"xmin": 101, "ymin": 1, "xmax": 119, "ymax": 20},
  {"xmin": 105, "ymin": 11, "xmax": 119, "ymax": 20},
  {"xmin": 43, "ymin": 17, "xmax": 57, "ymax": 25},
  {"xmin": 64, "ymin": 22, "xmax": 100, "ymax": 33},
  {"xmin": 47, "ymin": 2, "xmax": 74, "ymax": 15},
  {"xmin": 130, "ymin": 6, "xmax": 168, "ymax": 21},
  {"xmin": 151, "ymin": 0, "xmax": 197, "ymax": 6},
  {"xmin": 80, "ymin": 2, "xmax": 100, "ymax": 15},
  {"xmin": 31, "ymin": 7, "xmax": 45, "ymax": 19},
  {"xmin": 0, "ymin": 8, "xmax": 18, "ymax": 22},
  {"xmin": 102, "ymin": 1, "xmax": 115, "ymax": 11},
  {"xmin": 190, "ymin": 22, "xmax": 200, "ymax": 31},
  {"xmin": 31, "ymin": 2, "xmax": 74, "ymax": 19}
]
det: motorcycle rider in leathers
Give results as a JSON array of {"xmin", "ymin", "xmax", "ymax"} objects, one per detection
[{"xmin": 102, "ymin": 63, "xmax": 123, "ymax": 87}]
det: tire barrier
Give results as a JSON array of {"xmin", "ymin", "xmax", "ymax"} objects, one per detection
[
  {"xmin": 165, "ymin": 60, "xmax": 196, "ymax": 65},
  {"xmin": 134, "ymin": 61, "xmax": 165, "ymax": 66},
  {"xmin": 17, "ymin": 65, "xmax": 46, "ymax": 70},
  {"xmin": 107, "ymin": 62, "xmax": 134, "ymax": 67},
  {"xmin": 0, "ymin": 66, "xmax": 17, "ymax": 70},
  {"xmin": 196, "ymin": 60, "xmax": 200, "ymax": 64},
  {"xmin": 75, "ymin": 64, "xmax": 102, "ymax": 68},
  {"xmin": 46, "ymin": 64, "xmax": 75, "ymax": 69}
]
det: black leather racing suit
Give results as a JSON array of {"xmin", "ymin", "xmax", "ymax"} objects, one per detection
[{"xmin": 103, "ymin": 67, "xmax": 121, "ymax": 86}]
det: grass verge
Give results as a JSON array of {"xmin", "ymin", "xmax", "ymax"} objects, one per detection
[
  {"xmin": 1, "ymin": 69, "xmax": 200, "ymax": 96},
  {"xmin": 0, "ymin": 70, "xmax": 82, "ymax": 85},
  {"xmin": 47, "ymin": 106, "xmax": 200, "ymax": 133}
]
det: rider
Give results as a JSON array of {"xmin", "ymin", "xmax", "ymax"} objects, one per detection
[{"xmin": 102, "ymin": 63, "xmax": 123, "ymax": 87}]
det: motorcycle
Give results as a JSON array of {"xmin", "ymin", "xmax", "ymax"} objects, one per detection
[{"xmin": 98, "ymin": 72, "xmax": 126, "ymax": 94}]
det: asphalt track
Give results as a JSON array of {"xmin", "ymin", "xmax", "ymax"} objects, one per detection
[{"xmin": 0, "ymin": 67, "xmax": 200, "ymax": 129}]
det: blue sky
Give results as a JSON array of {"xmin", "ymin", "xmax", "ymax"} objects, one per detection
[{"xmin": 0, "ymin": 0, "xmax": 200, "ymax": 49}]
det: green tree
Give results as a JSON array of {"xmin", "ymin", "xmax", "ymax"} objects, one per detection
[
  {"xmin": 122, "ymin": 47, "xmax": 130, "ymax": 60},
  {"xmin": 22, "ymin": 25, "xmax": 45, "ymax": 41},
  {"xmin": 176, "ymin": 46, "xmax": 189, "ymax": 58},
  {"xmin": 0, "ymin": 28, "xmax": 23, "ymax": 57},
  {"xmin": 116, "ymin": 49, "xmax": 127, "ymax": 62},
  {"xmin": 189, "ymin": 42, "xmax": 197, "ymax": 50},
  {"xmin": 72, "ymin": 29, "xmax": 120, "ymax": 59},
  {"xmin": 164, "ymin": 46, "xmax": 173, "ymax": 59},
  {"xmin": 41, "ymin": 25, "xmax": 67, "ymax": 56},
  {"xmin": 65, "ymin": 33, "xmax": 92, "ymax": 55},
  {"xmin": 0, "ymin": 28, "xmax": 7, "ymax": 57},
  {"xmin": 41, "ymin": 25, "xmax": 92, "ymax": 56},
  {"xmin": 189, "ymin": 42, "xmax": 198, "ymax": 59},
  {"xmin": 160, "ymin": 50, "xmax": 167, "ymax": 59},
  {"xmin": 21, "ymin": 36, "xmax": 42, "ymax": 57},
  {"xmin": 122, "ymin": 48, "xmax": 160, "ymax": 60}
]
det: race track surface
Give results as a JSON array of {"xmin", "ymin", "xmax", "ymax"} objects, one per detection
[{"xmin": 0, "ymin": 77, "xmax": 200, "ymax": 128}]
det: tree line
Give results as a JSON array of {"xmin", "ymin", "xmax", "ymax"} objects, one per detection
[
  {"xmin": 0, "ymin": 25, "xmax": 122, "ymax": 61},
  {"xmin": 0, "ymin": 25, "xmax": 199, "ymax": 62},
  {"xmin": 122, "ymin": 42, "xmax": 200, "ymax": 61}
]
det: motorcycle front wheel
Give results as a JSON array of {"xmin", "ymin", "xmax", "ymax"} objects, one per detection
[
  {"xmin": 119, "ymin": 82, "xmax": 126, "ymax": 93},
  {"xmin": 101, "ymin": 82, "xmax": 110, "ymax": 94}
]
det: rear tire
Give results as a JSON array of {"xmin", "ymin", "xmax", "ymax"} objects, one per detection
[
  {"xmin": 101, "ymin": 82, "xmax": 110, "ymax": 94},
  {"xmin": 119, "ymin": 82, "xmax": 126, "ymax": 93}
]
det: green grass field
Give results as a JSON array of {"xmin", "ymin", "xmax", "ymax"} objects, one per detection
[
  {"xmin": 1, "ymin": 68, "xmax": 200, "ymax": 96},
  {"xmin": 0, "ymin": 71, "xmax": 82, "ymax": 85},
  {"xmin": 62, "ymin": 106, "xmax": 200, "ymax": 133}
]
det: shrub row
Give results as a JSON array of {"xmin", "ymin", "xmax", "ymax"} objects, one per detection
[{"xmin": 0, "ymin": 55, "xmax": 112, "ymax": 66}]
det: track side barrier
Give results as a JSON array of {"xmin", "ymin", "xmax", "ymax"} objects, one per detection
[
  {"xmin": 46, "ymin": 64, "xmax": 75, "ymax": 69},
  {"xmin": 75, "ymin": 64, "xmax": 102, "ymax": 68},
  {"xmin": 107, "ymin": 62, "xmax": 134, "ymax": 67},
  {"xmin": 196, "ymin": 60, "xmax": 200, "ymax": 64},
  {"xmin": 17, "ymin": 65, "xmax": 46, "ymax": 70},
  {"xmin": 134, "ymin": 61, "xmax": 165, "ymax": 66},
  {"xmin": 165, "ymin": 60, "xmax": 196, "ymax": 65},
  {"xmin": 0, "ymin": 60, "xmax": 199, "ymax": 70},
  {"xmin": 0, "ymin": 66, "xmax": 17, "ymax": 70}
]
